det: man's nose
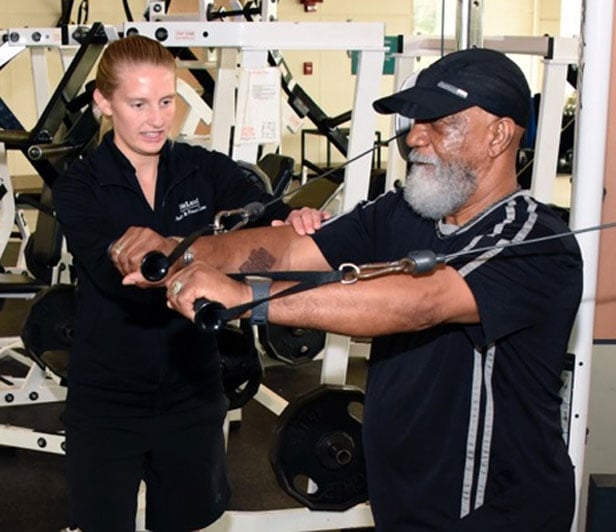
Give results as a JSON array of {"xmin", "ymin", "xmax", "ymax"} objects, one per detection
[{"xmin": 405, "ymin": 122, "xmax": 428, "ymax": 148}]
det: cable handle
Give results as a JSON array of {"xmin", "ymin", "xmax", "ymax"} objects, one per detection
[
  {"xmin": 141, "ymin": 250, "xmax": 171, "ymax": 282},
  {"xmin": 139, "ymin": 225, "xmax": 216, "ymax": 282},
  {"xmin": 193, "ymin": 298, "xmax": 227, "ymax": 332}
]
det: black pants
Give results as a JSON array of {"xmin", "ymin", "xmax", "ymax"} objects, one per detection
[{"xmin": 63, "ymin": 404, "xmax": 230, "ymax": 532}]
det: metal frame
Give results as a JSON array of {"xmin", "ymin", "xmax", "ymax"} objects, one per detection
[
  {"xmin": 567, "ymin": 2, "xmax": 614, "ymax": 530},
  {"xmin": 146, "ymin": 0, "xmax": 279, "ymax": 23},
  {"xmin": 122, "ymin": 21, "xmax": 384, "ymax": 182},
  {"xmin": 0, "ymin": 39, "xmax": 26, "ymax": 70},
  {"xmin": 0, "ymin": 341, "xmax": 66, "ymax": 455},
  {"xmin": 0, "ymin": 27, "xmax": 99, "ymax": 461},
  {"xmin": 3, "ymin": 25, "xmax": 98, "ymax": 115}
]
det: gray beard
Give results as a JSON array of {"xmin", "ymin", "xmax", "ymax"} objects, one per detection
[{"xmin": 403, "ymin": 151, "xmax": 478, "ymax": 220}]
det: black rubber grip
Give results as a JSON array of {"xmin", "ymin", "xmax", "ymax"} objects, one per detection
[
  {"xmin": 141, "ymin": 251, "xmax": 170, "ymax": 282},
  {"xmin": 193, "ymin": 298, "xmax": 226, "ymax": 332}
]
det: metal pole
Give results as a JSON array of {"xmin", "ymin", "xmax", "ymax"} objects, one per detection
[
  {"xmin": 567, "ymin": 0, "xmax": 614, "ymax": 530},
  {"xmin": 455, "ymin": 0, "xmax": 484, "ymax": 50}
]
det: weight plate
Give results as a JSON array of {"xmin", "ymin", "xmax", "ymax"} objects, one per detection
[
  {"xmin": 20, "ymin": 283, "xmax": 75, "ymax": 377},
  {"xmin": 269, "ymin": 384, "xmax": 367, "ymax": 511},
  {"xmin": 258, "ymin": 324, "xmax": 325, "ymax": 365}
]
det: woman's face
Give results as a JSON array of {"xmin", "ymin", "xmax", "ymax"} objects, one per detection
[{"xmin": 94, "ymin": 63, "xmax": 176, "ymax": 165}]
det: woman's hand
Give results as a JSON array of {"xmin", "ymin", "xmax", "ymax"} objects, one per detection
[
  {"xmin": 110, "ymin": 227, "xmax": 177, "ymax": 285},
  {"xmin": 272, "ymin": 207, "xmax": 330, "ymax": 235}
]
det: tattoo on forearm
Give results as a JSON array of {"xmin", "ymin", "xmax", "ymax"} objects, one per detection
[{"xmin": 239, "ymin": 247, "xmax": 276, "ymax": 273}]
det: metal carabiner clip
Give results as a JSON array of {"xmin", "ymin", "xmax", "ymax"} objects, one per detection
[
  {"xmin": 339, "ymin": 263, "xmax": 361, "ymax": 284},
  {"xmin": 338, "ymin": 258, "xmax": 417, "ymax": 284}
]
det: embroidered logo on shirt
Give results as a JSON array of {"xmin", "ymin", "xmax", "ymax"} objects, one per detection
[{"xmin": 175, "ymin": 197, "xmax": 207, "ymax": 221}]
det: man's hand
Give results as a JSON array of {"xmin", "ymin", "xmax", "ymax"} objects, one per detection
[
  {"xmin": 272, "ymin": 207, "xmax": 330, "ymax": 235},
  {"xmin": 110, "ymin": 227, "xmax": 177, "ymax": 285},
  {"xmin": 165, "ymin": 261, "xmax": 251, "ymax": 322}
]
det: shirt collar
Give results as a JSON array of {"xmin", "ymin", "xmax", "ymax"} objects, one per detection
[{"xmin": 94, "ymin": 131, "xmax": 171, "ymax": 186}]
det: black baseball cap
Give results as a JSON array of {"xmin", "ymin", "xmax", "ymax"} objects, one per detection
[{"xmin": 373, "ymin": 48, "xmax": 531, "ymax": 128}]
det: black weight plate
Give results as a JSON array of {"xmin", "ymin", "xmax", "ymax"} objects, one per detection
[
  {"xmin": 20, "ymin": 283, "xmax": 76, "ymax": 371},
  {"xmin": 269, "ymin": 384, "xmax": 367, "ymax": 511},
  {"xmin": 258, "ymin": 324, "xmax": 325, "ymax": 365}
]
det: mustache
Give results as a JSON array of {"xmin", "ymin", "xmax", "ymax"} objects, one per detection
[{"xmin": 407, "ymin": 150, "xmax": 439, "ymax": 165}]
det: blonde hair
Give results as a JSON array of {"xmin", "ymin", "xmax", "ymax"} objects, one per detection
[
  {"xmin": 95, "ymin": 35, "xmax": 176, "ymax": 139},
  {"xmin": 96, "ymin": 35, "xmax": 176, "ymax": 98}
]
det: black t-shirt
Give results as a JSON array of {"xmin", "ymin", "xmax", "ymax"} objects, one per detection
[{"xmin": 312, "ymin": 188, "xmax": 582, "ymax": 531}]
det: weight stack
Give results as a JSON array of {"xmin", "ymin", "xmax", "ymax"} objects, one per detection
[{"xmin": 586, "ymin": 474, "xmax": 616, "ymax": 531}]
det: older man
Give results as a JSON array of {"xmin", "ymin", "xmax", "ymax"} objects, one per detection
[{"xmin": 120, "ymin": 48, "xmax": 582, "ymax": 532}]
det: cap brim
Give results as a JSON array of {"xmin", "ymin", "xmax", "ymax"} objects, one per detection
[{"xmin": 373, "ymin": 86, "xmax": 474, "ymax": 120}]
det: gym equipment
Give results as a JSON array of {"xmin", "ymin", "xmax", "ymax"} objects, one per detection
[
  {"xmin": 22, "ymin": 186, "xmax": 67, "ymax": 285},
  {"xmin": 285, "ymin": 175, "xmax": 341, "ymax": 210},
  {"xmin": 236, "ymin": 153, "xmax": 297, "ymax": 198},
  {"xmin": 0, "ymin": 219, "xmax": 71, "ymax": 454},
  {"xmin": 20, "ymin": 283, "xmax": 75, "ymax": 380},
  {"xmin": 142, "ymin": 0, "xmax": 352, "ymax": 167},
  {"xmin": 272, "ymin": 48, "xmax": 351, "ymax": 159},
  {"xmin": 121, "ymin": 19, "xmax": 383, "ymax": 212},
  {"xmin": 269, "ymin": 384, "xmax": 367, "ymax": 511},
  {"xmin": 258, "ymin": 324, "xmax": 325, "ymax": 365},
  {"xmin": 218, "ymin": 319, "xmax": 263, "ymax": 410},
  {"xmin": 0, "ymin": 180, "xmax": 72, "ymax": 295},
  {"xmin": 205, "ymin": 0, "xmax": 262, "ymax": 21},
  {"xmin": 257, "ymin": 153, "xmax": 295, "ymax": 198},
  {"xmin": 0, "ymin": 22, "xmax": 108, "ymax": 188}
]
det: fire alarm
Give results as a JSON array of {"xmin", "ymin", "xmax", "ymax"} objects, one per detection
[{"xmin": 300, "ymin": 0, "xmax": 323, "ymax": 12}]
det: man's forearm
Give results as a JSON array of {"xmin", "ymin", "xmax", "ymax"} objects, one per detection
[
  {"xmin": 257, "ymin": 266, "xmax": 477, "ymax": 337},
  {"xmin": 190, "ymin": 224, "xmax": 324, "ymax": 273}
]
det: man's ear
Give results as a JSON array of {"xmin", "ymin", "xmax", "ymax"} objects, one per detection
[
  {"xmin": 488, "ymin": 117, "xmax": 516, "ymax": 158},
  {"xmin": 93, "ymin": 88, "xmax": 111, "ymax": 117}
]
